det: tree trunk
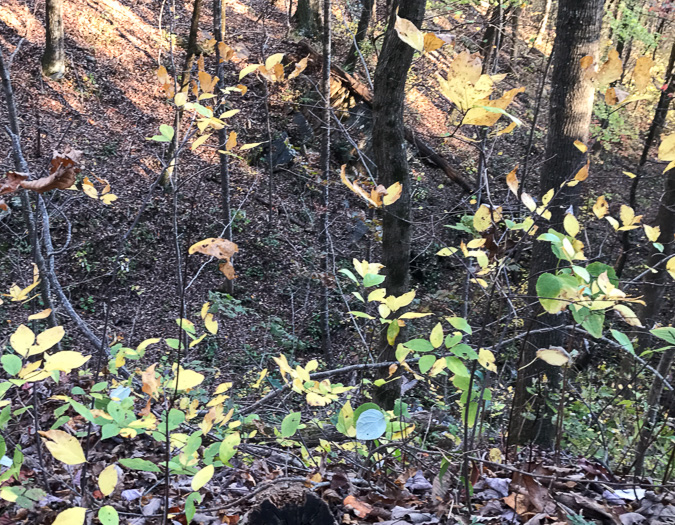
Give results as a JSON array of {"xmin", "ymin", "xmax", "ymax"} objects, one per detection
[
  {"xmin": 371, "ymin": 0, "xmax": 426, "ymax": 410},
  {"xmin": 162, "ymin": 0, "xmax": 203, "ymax": 186},
  {"xmin": 214, "ymin": 0, "xmax": 233, "ymax": 295},
  {"xmin": 508, "ymin": 0, "xmax": 603, "ymax": 448},
  {"xmin": 638, "ymin": 41, "xmax": 675, "ymax": 325},
  {"xmin": 320, "ymin": 0, "xmax": 332, "ymax": 360},
  {"xmin": 296, "ymin": 0, "xmax": 321, "ymax": 36},
  {"xmin": 532, "ymin": 0, "xmax": 552, "ymax": 51},
  {"xmin": 344, "ymin": 0, "xmax": 374, "ymax": 72},
  {"xmin": 615, "ymin": 41, "xmax": 675, "ymax": 279},
  {"xmin": 42, "ymin": 0, "xmax": 65, "ymax": 79}
]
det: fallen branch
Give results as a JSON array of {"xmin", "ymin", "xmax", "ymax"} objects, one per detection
[{"xmin": 298, "ymin": 40, "xmax": 474, "ymax": 193}]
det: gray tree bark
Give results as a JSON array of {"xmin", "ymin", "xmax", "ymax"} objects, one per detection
[{"xmin": 42, "ymin": 0, "xmax": 65, "ymax": 79}]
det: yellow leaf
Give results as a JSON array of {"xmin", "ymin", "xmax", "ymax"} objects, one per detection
[
  {"xmin": 82, "ymin": 177, "xmax": 98, "ymax": 199},
  {"xmin": 53, "ymin": 507, "xmax": 87, "ymax": 525},
  {"xmin": 667, "ymin": 257, "xmax": 675, "ymax": 280},
  {"xmin": 239, "ymin": 63, "xmax": 261, "ymax": 80},
  {"xmin": 189, "ymin": 238, "xmax": 238, "ymax": 261},
  {"xmin": 644, "ymin": 224, "xmax": 661, "ymax": 242},
  {"xmin": 497, "ymin": 121, "xmax": 517, "ymax": 135},
  {"xmin": 606, "ymin": 216, "xmax": 619, "ymax": 230},
  {"xmin": 614, "ymin": 304, "xmax": 643, "ymax": 327},
  {"xmin": 593, "ymin": 48, "xmax": 623, "ymax": 86},
  {"xmin": 191, "ymin": 133, "xmax": 212, "ymax": 151},
  {"xmin": 28, "ymin": 308, "xmax": 52, "ymax": 320},
  {"xmin": 463, "ymin": 86, "xmax": 525, "ymax": 127},
  {"xmin": 100, "ymin": 193, "xmax": 118, "ymax": 205},
  {"xmin": 437, "ymin": 51, "xmax": 487, "ymax": 112},
  {"xmin": 467, "ymin": 238, "xmax": 486, "ymax": 249},
  {"xmin": 536, "ymin": 347, "xmax": 570, "ymax": 366},
  {"xmin": 521, "ymin": 192, "xmax": 536, "ymax": 212},
  {"xmin": 573, "ymin": 161, "xmax": 590, "ymax": 182},
  {"xmin": 252, "ymin": 369, "xmax": 267, "ymax": 388},
  {"xmin": 10, "ymin": 324, "xmax": 35, "ymax": 357},
  {"xmin": 167, "ymin": 366, "xmax": 205, "ymax": 391},
  {"xmin": 306, "ymin": 392, "xmax": 330, "ymax": 406},
  {"xmin": 478, "ymin": 348, "xmax": 497, "ymax": 373},
  {"xmin": 265, "ymin": 53, "xmax": 285, "ymax": 70},
  {"xmin": 473, "ymin": 204, "xmax": 494, "ymax": 232},
  {"xmin": 505, "ymin": 166, "xmax": 518, "ymax": 195},
  {"xmin": 98, "ymin": 465, "xmax": 118, "ymax": 496},
  {"xmin": 619, "ymin": 204, "xmax": 642, "ymax": 230},
  {"xmin": 192, "ymin": 464, "xmax": 214, "ymax": 491},
  {"xmin": 36, "ymin": 326, "xmax": 65, "ymax": 353},
  {"xmin": 39, "ymin": 430, "xmax": 87, "ymax": 465},
  {"xmin": 489, "ymin": 448, "xmax": 502, "ymax": 464},
  {"xmin": 573, "ymin": 140, "xmax": 587, "ymax": 153},
  {"xmin": 633, "ymin": 55, "xmax": 654, "ymax": 93},
  {"xmin": 44, "ymin": 351, "xmax": 91, "ymax": 373},
  {"xmin": 288, "ymin": 56, "xmax": 309, "ymax": 80},
  {"xmin": 174, "ymin": 91, "xmax": 188, "ymax": 107},
  {"xmin": 623, "ymin": 171, "xmax": 636, "ymax": 178},
  {"xmin": 225, "ymin": 131, "xmax": 237, "ymax": 151},
  {"xmin": 563, "ymin": 214, "xmax": 580, "ymax": 238},
  {"xmin": 430, "ymin": 322, "xmax": 443, "ymax": 349},
  {"xmin": 658, "ymin": 133, "xmax": 675, "ymax": 163},
  {"xmin": 394, "ymin": 14, "xmax": 424, "ymax": 52},
  {"xmin": 593, "ymin": 195, "xmax": 609, "ymax": 219},
  {"xmin": 240, "ymin": 141, "xmax": 264, "ymax": 150},
  {"xmin": 382, "ymin": 182, "xmax": 402, "ymax": 206},
  {"xmin": 423, "ymin": 32, "xmax": 445, "ymax": 53},
  {"xmin": 385, "ymin": 290, "xmax": 416, "ymax": 312},
  {"xmin": 204, "ymin": 313, "xmax": 218, "ymax": 334}
]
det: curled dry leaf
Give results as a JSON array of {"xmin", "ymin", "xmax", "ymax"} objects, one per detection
[
  {"xmin": 189, "ymin": 238, "xmax": 239, "ymax": 280},
  {"xmin": 0, "ymin": 171, "xmax": 28, "ymax": 195},
  {"xmin": 22, "ymin": 149, "xmax": 82, "ymax": 194}
]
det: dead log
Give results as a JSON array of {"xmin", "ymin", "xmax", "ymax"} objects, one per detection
[{"xmin": 297, "ymin": 40, "xmax": 474, "ymax": 193}]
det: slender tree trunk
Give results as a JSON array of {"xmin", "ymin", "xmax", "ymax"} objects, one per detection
[
  {"xmin": 42, "ymin": 0, "xmax": 65, "ymax": 79},
  {"xmin": 633, "ymin": 41, "xmax": 675, "ymax": 322},
  {"xmin": 344, "ymin": 0, "xmax": 373, "ymax": 72},
  {"xmin": 509, "ymin": 0, "xmax": 603, "ymax": 448},
  {"xmin": 162, "ymin": 0, "xmax": 203, "ymax": 186},
  {"xmin": 320, "ymin": 0, "xmax": 332, "ymax": 359},
  {"xmin": 371, "ymin": 0, "xmax": 426, "ymax": 410},
  {"xmin": 532, "ymin": 0, "xmax": 552, "ymax": 51},
  {"xmin": 615, "ymin": 41, "xmax": 675, "ymax": 278},
  {"xmin": 510, "ymin": 5, "xmax": 522, "ymax": 61},
  {"xmin": 214, "ymin": 0, "xmax": 233, "ymax": 295}
]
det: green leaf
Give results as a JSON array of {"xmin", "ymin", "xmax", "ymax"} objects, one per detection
[
  {"xmin": 536, "ymin": 273, "xmax": 563, "ymax": 313},
  {"xmin": 119, "ymin": 458, "xmax": 161, "ymax": 473},
  {"xmin": 167, "ymin": 409, "xmax": 185, "ymax": 431},
  {"xmin": 418, "ymin": 355, "xmax": 436, "ymax": 374},
  {"xmin": 160, "ymin": 124, "xmax": 174, "ymax": 140},
  {"xmin": 611, "ymin": 329, "xmax": 634, "ymax": 354},
  {"xmin": 582, "ymin": 311, "xmax": 604, "ymax": 339},
  {"xmin": 445, "ymin": 356, "xmax": 470, "ymax": 377},
  {"xmin": 219, "ymin": 432, "xmax": 240, "ymax": 466},
  {"xmin": 363, "ymin": 274, "xmax": 385, "ymax": 287},
  {"xmin": 452, "ymin": 344, "xmax": 478, "ymax": 360},
  {"xmin": 355, "ymin": 408, "xmax": 386, "ymax": 440},
  {"xmin": 336, "ymin": 401, "xmax": 355, "ymax": 436},
  {"xmin": 404, "ymin": 339, "xmax": 434, "ymax": 352},
  {"xmin": 185, "ymin": 492, "xmax": 202, "ymax": 524},
  {"xmin": 651, "ymin": 327, "xmax": 675, "ymax": 346},
  {"xmin": 339, "ymin": 269, "xmax": 358, "ymax": 283},
  {"xmin": 445, "ymin": 333, "xmax": 462, "ymax": 348},
  {"xmin": 1, "ymin": 355, "xmax": 22, "ymax": 376},
  {"xmin": 101, "ymin": 424, "xmax": 120, "ymax": 440},
  {"xmin": 280, "ymin": 412, "xmax": 301, "ymax": 438},
  {"xmin": 98, "ymin": 506, "xmax": 119, "ymax": 525},
  {"xmin": 447, "ymin": 317, "xmax": 472, "ymax": 334},
  {"xmin": 387, "ymin": 321, "xmax": 400, "ymax": 346}
]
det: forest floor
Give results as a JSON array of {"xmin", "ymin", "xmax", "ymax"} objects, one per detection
[{"xmin": 1, "ymin": 0, "xmax": 674, "ymax": 523}]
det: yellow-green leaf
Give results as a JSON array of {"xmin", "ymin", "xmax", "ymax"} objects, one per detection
[
  {"xmin": 563, "ymin": 214, "xmax": 580, "ymax": 238},
  {"xmin": 191, "ymin": 464, "xmax": 214, "ymax": 491},
  {"xmin": 536, "ymin": 347, "xmax": 570, "ymax": 366},
  {"xmin": 53, "ymin": 507, "xmax": 87, "ymax": 525},
  {"xmin": 44, "ymin": 351, "xmax": 91, "ymax": 373},
  {"xmin": 39, "ymin": 430, "xmax": 87, "ymax": 465},
  {"xmin": 478, "ymin": 348, "xmax": 497, "ymax": 373},
  {"xmin": 98, "ymin": 465, "xmax": 118, "ymax": 496},
  {"xmin": 429, "ymin": 322, "xmax": 443, "ymax": 349}
]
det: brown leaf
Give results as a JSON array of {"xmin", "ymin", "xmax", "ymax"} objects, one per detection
[
  {"xmin": 0, "ymin": 171, "xmax": 28, "ymax": 195},
  {"xmin": 343, "ymin": 495, "xmax": 372, "ymax": 518},
  {"xmin": 633, "ymin": 55, "xmax": 654, "ymax": 93},
  {"xmin": 0, "ymin": 199, "xmax": 7, "ymax": 211},
  {"xmin": 219, "ymin": 261, "xmax": 236, "ymax": 280},
  {"xmin": 21, "ymin": 149, "xmax": 82, "ymax": 194},
  {"xmin": 142, "ymin": 363, "xmax": 160, "ymax": 398}
]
